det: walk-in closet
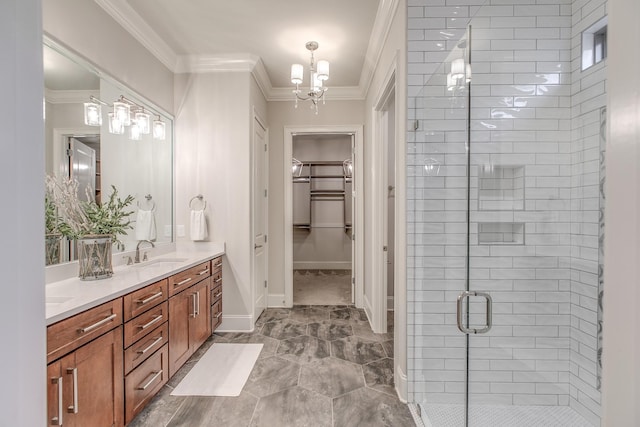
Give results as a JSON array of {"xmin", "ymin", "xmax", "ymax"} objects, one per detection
[{"xmin": 292, "ymin": 134, "xmax": 353, "ymax": 305}]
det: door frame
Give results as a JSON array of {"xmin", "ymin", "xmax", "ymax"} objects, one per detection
[
  {"xmin": 371, "ymin": 58, "xmax": 400, "ymax": 334},
  {"xmin": 283, "ymin": 125, "xmax": 364, "ymax": 308},
  {"xmin": 251, "ymin": 108, "xmax": 269, "ymax": 322}
]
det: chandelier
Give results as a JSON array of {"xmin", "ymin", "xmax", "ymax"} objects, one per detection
[{"xmin": 290, "ymin": 41, "xmax": 330, "ymax": 114}]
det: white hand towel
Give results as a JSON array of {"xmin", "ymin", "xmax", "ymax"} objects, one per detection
[
  {"xmin": 135, "ymin": 209, "xmax": 157, "ymax": 241},
  {"xmin": 190, "ymin": 210, "xmax": 208, "ymax": 241}
]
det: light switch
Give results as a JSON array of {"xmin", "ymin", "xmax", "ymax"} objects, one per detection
[
  {"xmin": 177, "ymin": 224, "xmax": 185, "ymax": 237},
  {"xmin": 164, "ymin": 225, "xmax": 172, "ymax": 237}
]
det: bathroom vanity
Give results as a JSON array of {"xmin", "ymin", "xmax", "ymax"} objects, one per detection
[{"xmin": 45, "ymin": 244, "xmax": 224, "ymax": 426}]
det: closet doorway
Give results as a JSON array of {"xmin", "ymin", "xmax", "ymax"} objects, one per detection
[{"xmin": 284, "ymin": 126, "xmax": 364, "ymax": 308}]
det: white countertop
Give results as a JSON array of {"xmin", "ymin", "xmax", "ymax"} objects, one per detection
[{"xmin": 46, "ymin": 242, "xmax": 225, "ymax": 325}]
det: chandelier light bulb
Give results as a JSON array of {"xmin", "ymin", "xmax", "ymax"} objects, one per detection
[
  {"xmin": 451, "ymin": 58, "xmax": 465, "ymax": 79},
  {"xmin": 153, "ymin": 118, "xmax": 166, "ymax": 140},
  {"xmin": 291, "ymin": 64, "xmax": 304, "ymax": 85},
  {"xmin": 130, "ymin": 122, "xmax": 142, "ymax": 140},
  {"xmin": 317, "ymin": 60, "xmax": 329, "ymax": 81},
  {"xmin": 113, "ymin": 101, "xmax": 131, "ymax": 126},
  {"xmin": 135, "ymin": 111, "xmax": 151, "ymax": 134},
  {"xmin": 108, "ymin": 112, "xmax": 124, "ymax": 134}
]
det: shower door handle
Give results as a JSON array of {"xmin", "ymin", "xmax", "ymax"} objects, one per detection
[{"xmin": 456, "ymin": 290, "xmax": 492, "ymax": 334}]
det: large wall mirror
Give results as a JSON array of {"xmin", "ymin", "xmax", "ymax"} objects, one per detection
[{"xmin": 44, "ymin": 37, "xmax": 174, "ymax": 265}]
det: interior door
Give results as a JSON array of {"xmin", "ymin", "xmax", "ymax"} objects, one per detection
[
  {"xmin": 350, "ymin": 134, "xmax": 356, "ymax": 304},
  {"xmin": 69, "ymin": 138, "xmax": 96, "ymax": 202},
  {"xmin": 253, "ymin": 117, "xmax": 268, "ymax": 321}
]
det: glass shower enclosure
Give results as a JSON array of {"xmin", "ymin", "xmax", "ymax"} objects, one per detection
[{"xmin": 408, "ymin": 1, "xmax": 606, "ymax": 425}]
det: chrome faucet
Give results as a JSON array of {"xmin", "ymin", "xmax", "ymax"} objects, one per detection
[{"xmin": 135, "ymin": 240, "xmax": 155, "ymax": 263}]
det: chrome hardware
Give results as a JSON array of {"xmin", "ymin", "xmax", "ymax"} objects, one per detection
[
  {"xmin": 214, "ymin": 277, "xmax": 222, "ymax": 284},
  {"xmin": 195, "ymin": 292, "xmax": 200, "ymax": 316},
  {"xmin": 78, "ymin": 313, "xmax": 117, "ymax": 333},
  {"xmin": 254, "ymin": 244, "xmax": 263, "ymax": 249},
  {"xmin": 198, "ymin": 268, "xmax": 210, "ymax": 276},
  {"xmin": 138, "ymin": 315, "xmax": 163, "ymax": 330},
  {"xmin": 190, "ymin": 293, "xmax": 197, "ymax": 318},
  {"xmin": 123, "ymin": 255, "xmax": 133, "ymax": 265},
  {"xmin": 456, "ymin": 290, "xmax": 492, "ymax": 334},
  {"xmin": 142, "ymin": 252, "xmax": 148, "ymax": 262},
  {"xmin": 134, "ymin": 240, "xmax": 155, "ymax": 263},
  {"xmin": 215, "ymin": 312, "xmax": 222, "ymax": 319},
  {"xmin": 51, "ymin": 376, "xmax": 63, "ymax": 425},
  {"xmin": 137, "ymin": 336, "xmax": 163, "ymax": 355},
  {"xmin": 214, "ymin": 291, "xmax": 222, "ymax": 299},
  {"xmin": 66, "ymin": 367, "xmax": 78, "ymax": 414},
  {"xmin": 177, "ymin": 277, "xmax": 192, "ymax": 286},
  {"xmin": 137, "ymin": 370, "xmax": 163, "ymax": 391},
  {"xmin": 136, "ymin": 291, "xmax": 163, "ymax": 305},
  {"xmin": 214, "ymin": 261, "xmax": 222, "ymax": 268}
]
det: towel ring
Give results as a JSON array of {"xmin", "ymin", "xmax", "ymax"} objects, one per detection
[
  {"xmin": 189, "ymin": 194, "xmax": 207, "ymax": 211},
  {"xmin": 137, "ymin": 194, "xmax": 156, "ymax": 211}
]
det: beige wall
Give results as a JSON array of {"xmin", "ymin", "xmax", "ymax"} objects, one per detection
[
  {"xmin": 267, "ymin": 100, "xmax": 366, "ymax": 298},
  {"xmin": 602, "ymin": 0, "xmax": 640, "ymax": 424},
  {"xmin": 43, "ymin": 0, "xmax": 174, "ymax": 113}
]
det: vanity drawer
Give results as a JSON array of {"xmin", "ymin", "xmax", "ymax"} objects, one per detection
[
  {"xmin": 47, "ymin": 298, "xmax": 123, "ymax": 363},
  {"xmin": 124, "ymin": 302, "xmax": 168, "ymax": 348},
  {"xmin": 123, "ymin": 279, "xmax": 168, "ymax": 321},
  {"xmin": 211, "ymin": 300, "xmax": 222, "ymax": 331},
  {"xmin": 168, "ymin": 261, "xmax": 211, "ymax": 296},
  {"xmin": 125, "ymin": 344, "xmax": 169, "ymax": 424},
  {"xmin": 124, "ymin": 322, "xmax": 168, "ymax": 375},
  {"xmin": 212, "ymin": 256, "xmax": 223, "ymax": 273},
  {"xmin": 211, "ymin": 274, "xmax": 222, "ymax": 300}
]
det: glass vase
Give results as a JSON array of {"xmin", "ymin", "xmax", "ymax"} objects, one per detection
[
  {"xmin": 45, "ymin": 233, "xmax": 61, "ymax": 266},
  {"xmin": 77, "ymin": 234, "xmax": 113, "ymax": 280}
]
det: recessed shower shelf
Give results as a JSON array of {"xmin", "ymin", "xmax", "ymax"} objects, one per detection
[{"xmin": 478, "ymin": 222, "xmax": 525, "ymax": 245}]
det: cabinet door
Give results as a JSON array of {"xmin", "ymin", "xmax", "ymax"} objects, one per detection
[
  {"xmin": 62, "ymin": 327, "xmax": 124, "ymax": 427},
  {"xmin": 47, "ymin": 361, "xmax": 64, "ymax": 426},
  {"xmin": 168, "ymin": 290, "xmax": 192, "ymax": 377},
  {"xmin": 190, "ymin": 278, "xmax": 211, "ymax": 351}
]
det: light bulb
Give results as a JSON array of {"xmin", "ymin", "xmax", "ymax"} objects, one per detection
[
  {"xmin": 108, "ymin": 112, "xmax": 124, "ymax": 134},
  {"xmin": 83, "ymin": 102, "xmax": 102, "ymax": 126},
  {"xmin": 135, "ymin": 111, "xmax": 151, "ymax": 134},
  {"xmin": 317, "ymin": 60, "xmax": 329, "ymax": 81},
  {"xmin": 451, "ymin": 58, "xmax": 465, "ymax": 78},
  {"xmin": 291, "ymin": 64, "xmax": 304, "ymax": 85},
  {"xmin": 130, "ymin": 122, "xmax": 141, "ymax": 140},
  {"xmin": 113, "ymin": 101, "xmax": 131, "ymax": 126},
  {"xmin": 153, "ymin": 119, "xmax": 166, "ymax": 140}
]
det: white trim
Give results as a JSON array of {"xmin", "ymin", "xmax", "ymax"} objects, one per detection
[
  {"xmin": 216, "ymin": 315, "xmax": 255, "ymax": 332},
  {"xmin": 371, "ymin": 54, "xmax": 398, "ymax": 333},
  {"xmin": 52, "ymin": 127, "xmax": 99, "ymax": 178},
  {"xmin": 284, "ymin": 125, "xmax": 364, "ymax": 309},
  {"xmin": 293, "ymin": 262, "xmax": 352, "ymax": 270},
  {"xmin": 175, "ymin": 53, "xmax": 260, "ymax": 73},
  {"xmin": 363, "ymin": 293, "xmax": 374, "ymax": 323},
  {"xmin": 395, "ymin": 364, "xmax": 409, "ymax": 403},
  {"xmin": 267, "ymin": 294, "xmax": 287, "ymax": 307},
  {"xmin": 360, "ymin": 0, "xmax": 401, "ymax": 98},
  {"xmin": 94, "ymin": 0, "xmax": 177, "ymax": 71}
]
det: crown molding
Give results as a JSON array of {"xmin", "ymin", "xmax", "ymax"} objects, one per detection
[
  {"xmin": 45, "ymin": 89, "xmax": 98, "ymax": 104},
  {"xmin": 358, "ymin": 0, "xmax": 400, "ymax": 98},
  {"xmin": 94, "ymin": 0, "xmax": 177, "ymax": 71},
  {"xmin": 175, "ymin": 53, "xmax": 260, "ymax": 74}
]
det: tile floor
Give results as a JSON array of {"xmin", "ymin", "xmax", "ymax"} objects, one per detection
[{"xmin": 130, "ymin": 306, "xmax": 414, "ymax": 427}]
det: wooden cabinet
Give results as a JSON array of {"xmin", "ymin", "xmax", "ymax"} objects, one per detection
[
  {"xmin": 168, "ymin": 260, "xmax": 211, "ymax": 296},
  {"xmin": 168, "ymin": 270, "xmax": 211, "ymax": 377},
  {"xmin": 123, "ymin": 280, "xmax": 169, "ymax": 424},
  {"xmin": 47, "ymin": 327, "xmax": 124, "ymax": 427},
  {"xmin": 210, "ymin": 256, "xmax": 223, "ymax": 331}
]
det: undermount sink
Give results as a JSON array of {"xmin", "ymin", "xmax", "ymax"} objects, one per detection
[
  {"xmin": 46, "ymin": 296, "xmax": 73, "ymax": 306},
  {"xmin": 133, "ymin": 257, "xmax": 188, "ymax": 267}
]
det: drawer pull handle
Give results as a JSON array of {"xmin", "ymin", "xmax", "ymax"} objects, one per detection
[
  {"xmin": 214, "ymin": 291, "xmax": 222, "ymax": 299},
  {"xmin": 214, "ymin": 262, "xmax": 222, "ymax": 268},
  {"xmin": 78, "ymin": 313, "xmax": 117, "ymax": 334},
  {"xmin": 137, "ymin": 370, "xmax": 163, "ymax": 391},
  {"xmin": 66, "ymin": 367, "xmax": 78, "ymax": 414},
  {"xmin": 51, "ymin": 376, "xmax": 63, "ymax": 425},
  {"xmin": 136, "ymin": 291, "xmax": 163, "ymax": 305},
  {"xmin": 176, "ymin": 277, "xmax": 192, "ymax": 286},
  {"xmin": 137, "ymin": 336, "xmax": 163, "ymax": 355},
  {"xmin": 190, "ymin": 293, "xmax": 197, "ymax": 318},
  {"xmin": 215, "ymin": 312, "xmax": 222, "ymax": 319},
  {"xmin": 214, "ymin": 278, "xmax": 222, "ymax": 284},
  {"xmin": 196, "ymin": 291, "xmax": 200, "ymax": 316},
  {"xmin": 198, "ymin": 268, "xmax": 210, "ymax": 276},
  {"xmin": 138, "ymin": 314, "xmax": 163, "ymax": 330}
]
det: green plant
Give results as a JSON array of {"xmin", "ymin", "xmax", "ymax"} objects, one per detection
[
  {"xmin": 45, "ymin": 176, "xmax": 134, "ymax": 250},
  {"xmin": 45, "ymin": 195, "xmax": 61, "ymax": 235}
]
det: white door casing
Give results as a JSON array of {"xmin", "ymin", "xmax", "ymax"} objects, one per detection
[
  {"xmin": 284, "ymin": 125, "xmax": 364, "ymax": 308},
  {"xmin": 252, "ymin": 111, "xmax": 268, "ymax": 322}
]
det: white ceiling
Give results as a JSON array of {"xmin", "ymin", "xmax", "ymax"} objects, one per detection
[{"xmin": 96, "ymin": 0, "xmax": 394, "ymax": 100}]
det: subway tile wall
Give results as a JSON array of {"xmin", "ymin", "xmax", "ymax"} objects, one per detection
[{"xmin": 407, "ymin": 0, "xmax": 604, "ymax": 424}]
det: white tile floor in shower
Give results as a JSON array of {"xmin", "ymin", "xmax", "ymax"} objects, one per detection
[{"xmin": 420, "ymin": 404, "xmax": 593, "ymax": 427}]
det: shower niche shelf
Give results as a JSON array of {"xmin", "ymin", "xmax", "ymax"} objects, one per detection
[
  {"xmin": 478, "ymin": 165, "xmax": 524, "ymax": 211},
  {"xmin": 478, "ymin": 222, "xmax": 525, "ymax": 245}
]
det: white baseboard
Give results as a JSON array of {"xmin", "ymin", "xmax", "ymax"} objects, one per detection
[
  {"xmin": 267, "ymin": 294, "xmax": 288, "ymax": 307},
  {"xmin": 293, "ymin": 261, "xmax": 351, "ymax": 270},
  {"xmin": 387, "ymin": 296, "xmax": 394, "ymax": 309},
  {"xmin": 395, "ymin": 363, "xmax": 408, "ymax": 403},
  {"xmin": 216, "ymin": 314, "xmax": 254, "ymax": 332},
  {"xmin": 363, "ymin": 294, "xmax": 373, "ymax": 325}
]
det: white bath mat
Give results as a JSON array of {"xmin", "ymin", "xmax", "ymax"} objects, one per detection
[{"xmin": 171, "ymin": 343, "xmax": 263, "ymax": 397}]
